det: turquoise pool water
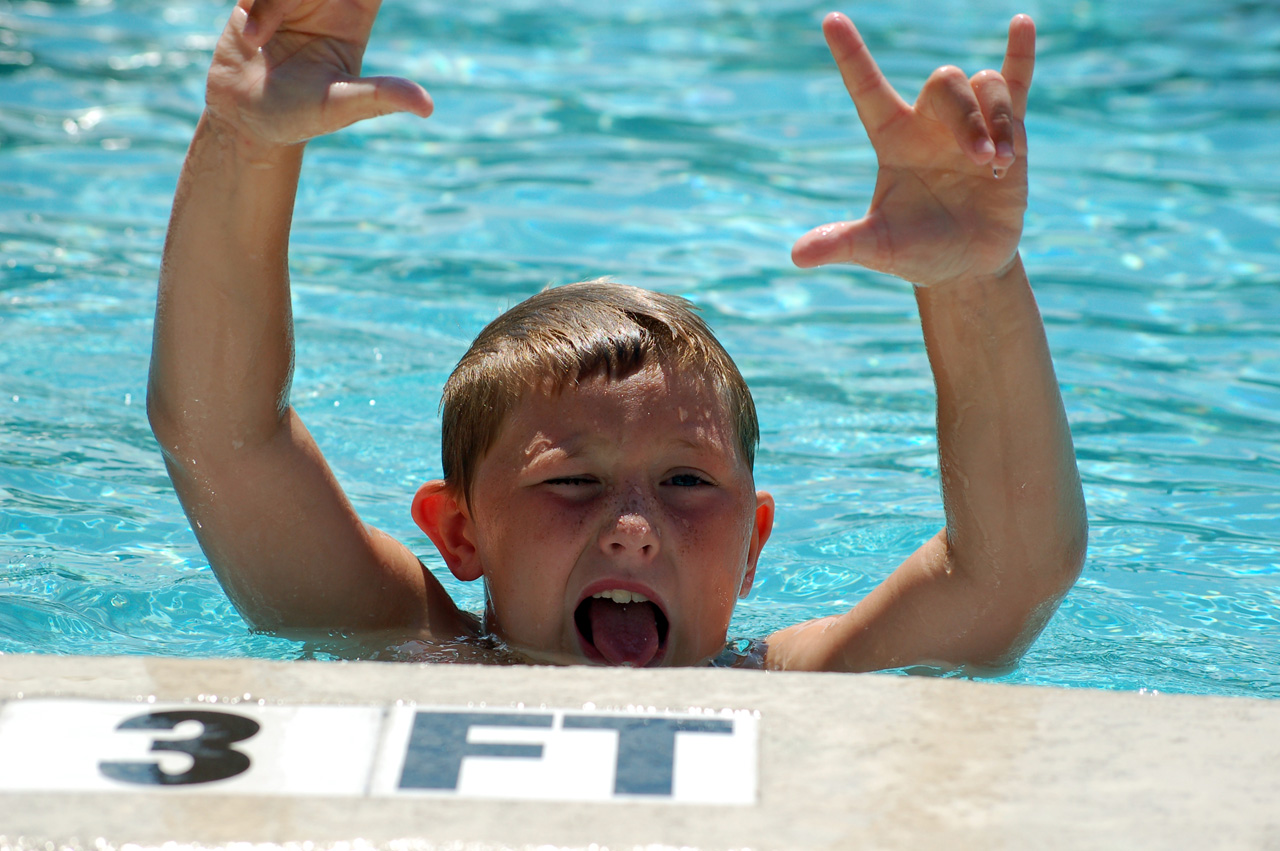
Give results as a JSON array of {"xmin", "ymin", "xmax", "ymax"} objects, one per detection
[{"xmin": 2, "ymin": 0, "xmax": 1278, "ymax": 696}]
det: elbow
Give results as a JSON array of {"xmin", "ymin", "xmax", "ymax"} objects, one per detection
[
  {"xmin": 145, "ymin": 378, "xmax": 188, "ymax": 465},
  {"xmin": 145, "ymin": 372, "xmax": 216, "ymax": 474},
  {"xmin": 951, "ymin": 514, "xmax": 1089, "ymax": 672},
  {"xmin": 1004, "ymin": 478, "xmax": 1090, "ymax": 603},
  {"xmin": 1048, "ymin": 505, "xmax": 1089, "ymax": 601},
  {"xmin": 1008, "ymin": 520, "xmax": 1090, "ymax": 667},
  {"xmin": 1054, "ymin": 468, "xmax": 1090, "ymax": 595},
  {"xmin": 145, "ymin": 380, "xmax": 169, "ymax": 440},
  {"xmin": 1011, "ymin": 510, "xmax": 1089, "ymax": 648}
]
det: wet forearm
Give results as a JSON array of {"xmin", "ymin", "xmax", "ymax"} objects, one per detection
[
  {"xmin": 148, "ymin": 113, "xmax": 305, "ymax": 459},
  {"xmin": 916, "ymin": 255, "xmax": 1087, "ymax": 602}
]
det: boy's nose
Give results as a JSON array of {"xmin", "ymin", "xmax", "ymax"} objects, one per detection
[{"xmin": 599, "ymin": 510, "xmax": 659, "ymax": 559}]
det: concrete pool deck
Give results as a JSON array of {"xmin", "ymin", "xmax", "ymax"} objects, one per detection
[{"xmin": 0, "ymin": 654, "xmax": 1277, "ymax": 850}]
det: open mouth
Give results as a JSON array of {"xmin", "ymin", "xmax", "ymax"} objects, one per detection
[{"xmin": 574, "ymin": 590, "xmax": 670, "ymax": 667}]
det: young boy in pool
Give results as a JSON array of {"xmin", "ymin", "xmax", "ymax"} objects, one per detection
[{"xmin": 148, "ymin": 0, "xmax": 1086, "ymax": 670}]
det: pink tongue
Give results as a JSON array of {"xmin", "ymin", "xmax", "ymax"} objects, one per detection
[{"xmin": 587, "ymin": 598, "xmax": 660, "ymax": 667}]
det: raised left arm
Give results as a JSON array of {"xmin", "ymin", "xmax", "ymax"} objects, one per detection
[{"xmin": 770, "ymin": 13, "xmax": 1086, "ymax": 673}]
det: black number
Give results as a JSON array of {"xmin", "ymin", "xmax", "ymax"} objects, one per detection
[{"xmin": 99, "ymin": 710, "xmax": 261, "ymax": 786}]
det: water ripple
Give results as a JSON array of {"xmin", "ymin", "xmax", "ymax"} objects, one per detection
[{"xmin": 1, "ymin": 0, "xmax": 1278, "ymax": 696}]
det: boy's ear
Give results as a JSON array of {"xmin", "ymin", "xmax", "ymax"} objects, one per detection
[
  {"xmin": 411, "ymin": 480, "xmax": 483, "ymax": 582},
  {"xmin": 739, "ymin": 490, "xmax": 775, "ymax": 598}
]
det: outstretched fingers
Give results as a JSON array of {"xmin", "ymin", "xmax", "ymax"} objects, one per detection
[
  {"xmin": 822, "ymin": 12, "xmax": 909, "ymax": 136},
  {"xmin": 1001, "ymin": 14, "xmax": 1036, "ymax": 119}
]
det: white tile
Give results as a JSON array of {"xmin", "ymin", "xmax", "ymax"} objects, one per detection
[{"xmin": 0, "ymin": 699, "xmax": 383, "ymax": 796}]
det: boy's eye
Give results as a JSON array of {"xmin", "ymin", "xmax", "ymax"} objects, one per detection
[
  {"xmin": 544, "ymin": 476, "xmax": 597, "ymax": 487},
  {"xmin": 666, "ymin": 473, "xmax": 711, "ymax": 487}
]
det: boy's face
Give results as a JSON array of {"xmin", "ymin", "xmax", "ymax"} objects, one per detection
[{"xmin": 451, "ymin": 363, "xmax": 773, "ymax": 667}]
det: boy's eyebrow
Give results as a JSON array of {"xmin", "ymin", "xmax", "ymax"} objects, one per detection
[
  {"xmin": 517, "ymin": 430, "xmax": 733, "ymax": 466},
  {"xmin": 519, "ymin": 433, "xmax": 605, "ymax": 464},
  {"xmin": 669, "ymin": 434, "xmax": 734, "ymax": 454},
  {"xmin": 519, "ymin": 432, "xmax": 572, "ymax": 462}
]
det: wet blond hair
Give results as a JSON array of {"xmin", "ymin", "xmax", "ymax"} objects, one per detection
[{"xmin": 440, "ymin": 280, "xmax": 758, "ymax": 503}]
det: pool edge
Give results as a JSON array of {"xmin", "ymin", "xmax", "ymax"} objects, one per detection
[{"xmin": 1, "ymin": 653, "xmax": 1278, "ymax": 850}]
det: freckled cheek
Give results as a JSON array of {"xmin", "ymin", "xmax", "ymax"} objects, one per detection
[
  {"xmin": 671, "ymin": 504, "xmax": 750, "ymax": 596},
  {"xmin": 665, "ymin": 505, "xmax": 708, "ymax": 557},
  {"xmin": 536, "ymin": 501, "xmax": 595, "ymax": 548},
  {"xmin": 676, "ymin": 493, "xmax": 754, "ymax": 553},
  {"xmin": 494, "ymin": 497, "xmax": 597, "ymax": 584}
]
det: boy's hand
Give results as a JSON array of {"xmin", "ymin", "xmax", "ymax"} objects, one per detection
[
  {"xmin": 792, "ymin": 13, "xmax": 1035, "ymax": 288},
  {"xmin": 206, "ymin": 0, "xmax": 433, "ymax": 149}
]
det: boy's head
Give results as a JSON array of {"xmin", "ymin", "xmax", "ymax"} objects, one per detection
[
  {"xmin": 439, "ymin": 280, "xmax": 759, "ymax": 503},
  {"xmin": 413, "ymin": 280, "xmax": 774, "ymax": 667}
]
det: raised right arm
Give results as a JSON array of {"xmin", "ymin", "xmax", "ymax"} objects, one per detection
[{"xmin": 148, "ymin": 0, "xmax": 470, "ymax": 635}]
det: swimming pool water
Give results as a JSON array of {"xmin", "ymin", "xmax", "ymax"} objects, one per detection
[{"xmin": 2, "ymin": 0, "xmax": 1278, "ymax": 696}]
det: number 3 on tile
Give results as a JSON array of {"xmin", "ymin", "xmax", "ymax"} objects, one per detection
[
  {"xmin": 98, "ymin": 710, "xmax": 261, "ymax": 786},
  {"xmin": 0, "ymin": 700, "xmax": 384, "ymax": 796}
]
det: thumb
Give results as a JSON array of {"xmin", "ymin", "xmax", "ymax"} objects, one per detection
[
  {"xmin": 324, "ymin": 75, "xmax": 434, "ymax": 129},
  {"xmin": 790, "ymin": 217, "xmax": 887, "ymax": 270}
]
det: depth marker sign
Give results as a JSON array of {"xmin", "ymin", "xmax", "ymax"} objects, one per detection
[{"xmin": 0, "ymin": 700, "xmax": 758, "ymax": 805}]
